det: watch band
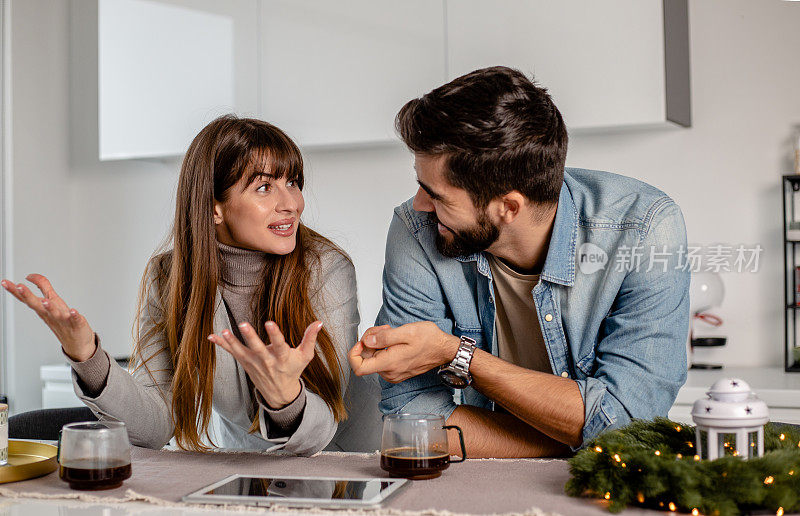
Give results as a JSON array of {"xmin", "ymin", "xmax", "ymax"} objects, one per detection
[
  {"xmin": 438, "ymin": 335, "xmax": 477, "ymax": 388},
  {"xmin": 449, "ymin": 335, "xmax": 477, "ymax": 376}
]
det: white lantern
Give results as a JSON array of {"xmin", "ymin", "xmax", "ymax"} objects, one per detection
[{"xmin": 691, "ymin": 378, "xmax": 768, "ymax": 460}]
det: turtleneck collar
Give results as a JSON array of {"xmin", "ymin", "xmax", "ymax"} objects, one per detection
[{"xmin": 217, "ymin": 241, "xmax": 268, "ymax": 288}]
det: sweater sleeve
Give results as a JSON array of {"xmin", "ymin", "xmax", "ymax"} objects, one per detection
[
  {"xmin": 256, "ymin": 380, "xmax": 307, "ymax": 437},
  {"xmin": 69, "ymin": 261, "xmax": 175, "ymax": 449},
  {"xmin": 64, "ymin": 334, "xmax": 110, "ymax": 397},
  {"xmin": 254, "ymin": 249, "xmax": 359, "ymax": 455}
]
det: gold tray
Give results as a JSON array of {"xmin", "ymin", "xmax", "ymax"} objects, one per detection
[{"xmin": 0, "ymin": 440, "xmax": 58, "ymax": 483}]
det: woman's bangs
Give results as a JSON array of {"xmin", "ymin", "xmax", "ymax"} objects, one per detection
[{"xmin": 245, "ymin": 139, "xmax": 304, "ymax": 189}]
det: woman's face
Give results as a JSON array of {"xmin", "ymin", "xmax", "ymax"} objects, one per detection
[{"xmin": 213, "ymin": 164, "xmax": 305, "ymax": 255}]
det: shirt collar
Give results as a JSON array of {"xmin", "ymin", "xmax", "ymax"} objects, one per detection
[
  {"xmin": 455, "ymin": 181, "xmax": 576, "ymax": 287},
  {"xmin": 539, "ymin": 181, "xmax": 577, "ymax": 287}
]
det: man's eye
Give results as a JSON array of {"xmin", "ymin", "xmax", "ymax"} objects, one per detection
[
  {"xmin": 256, "ymin": 183, "xmax": 270, "ymax": 192},
  {"xmin": 287, "ymin": 179, "xmax": 298, "ymax": 188}
]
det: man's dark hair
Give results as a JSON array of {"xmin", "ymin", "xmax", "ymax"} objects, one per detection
[{"xmin": 396, "ymin": 66, "xmax": 568, "ymax": 208}]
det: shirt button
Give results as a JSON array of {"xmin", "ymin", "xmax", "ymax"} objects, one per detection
[
  {"xmin": 544, "ymin": 313, "xmax": 553, "ymax": 322},
  {"xmin": 561, "ymin": 371, "xmax": 569, "ymax": 378}
]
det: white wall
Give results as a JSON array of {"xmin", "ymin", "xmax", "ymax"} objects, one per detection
[
  {"xmin": 567, "ymin": 0, "xmax": 800, "ymax": 368},
  {"xmin": 8, "ymin": 0, "xmax": 75, "ymax": 413},
  {"xmin": 5, "ymin": 0, "xmax": 800, "ymax": 413}
]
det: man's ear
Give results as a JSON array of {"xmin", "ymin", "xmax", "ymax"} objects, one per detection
[
  {"xmin": 495, "ymin": 191, "xmax": 526, "ymax": 224},
  {"xmin": 213, "ymin": 202, "xmax": 224, "ymax": 225}
]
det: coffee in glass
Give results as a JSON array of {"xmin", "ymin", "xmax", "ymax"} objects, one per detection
[
  {"xmin": 380, "ymin": 414, "xmax": 465, "ymax": 480},
  {"xmin": 58, "ymin": 421, "xmax": 132, "ymax": 490}
]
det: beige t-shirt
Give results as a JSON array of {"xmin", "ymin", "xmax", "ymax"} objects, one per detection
[{"xmin": 487, "ymin": 254, "xmax": 552, "ymax": 374}]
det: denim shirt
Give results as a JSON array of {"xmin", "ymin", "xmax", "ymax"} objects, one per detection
[{"xmin": 375, "ymin": 167, "xmax": 690, "ymax": 450}]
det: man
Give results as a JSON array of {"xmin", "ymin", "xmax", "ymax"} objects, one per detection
[{"xmin": 349, "ymin": 66, "xmax": 689, "ymax": 457}]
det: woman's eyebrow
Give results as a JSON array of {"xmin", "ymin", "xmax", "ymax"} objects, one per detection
[{"xmin": 248, "ymin": 171, "xmax": 276, "ymax": 183}]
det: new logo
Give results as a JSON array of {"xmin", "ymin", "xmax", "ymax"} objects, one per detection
[{"xmin": 577, "ymin": 242, "xmax": 608, "ymax": 274}]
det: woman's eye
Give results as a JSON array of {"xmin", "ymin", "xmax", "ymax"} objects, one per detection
[
  {"xmin": 287, "ymin": 179, "xmax": 298, "ymax": 188},
  {"xmin": 256, "ymin": 183, "xmax": 270, "ymax": 193}
]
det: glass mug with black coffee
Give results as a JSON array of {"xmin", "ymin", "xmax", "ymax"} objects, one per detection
[
  {"xmin": 380, "ymin": 414, "xmax": 466, "ymax": 479},
  {"xmin": 58, "ymin": 421, "xmax": 132, "ymax": 490}
]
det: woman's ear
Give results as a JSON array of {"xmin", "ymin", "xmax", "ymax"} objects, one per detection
[{"xmin": 212, "ymin": 202, "xmax": 224, "ymax": 225}]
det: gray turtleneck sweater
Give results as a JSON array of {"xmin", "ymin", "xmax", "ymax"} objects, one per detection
[
  {"xmin": 71, "ymin": 243, "xmax": 305, "ymax": 432},
  {"xmin": 65, "ymin": 241, "xmax": 383, "ymax": 454}
]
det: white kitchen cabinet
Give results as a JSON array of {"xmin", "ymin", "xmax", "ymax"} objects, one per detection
[
  {"xmin": 258, "ymin": 0, "xmax": 446, "ymax": 147},
  {"xmin": 446, "ymin": 0, "xmax": 690, "ymax": 131},
  {"xmin": 70, "ymin": 0, "xmax": 259, "ymax": 162},
  {"xmin": 73, "ymin": 0, "xmax": 689, "ymax": 159}
]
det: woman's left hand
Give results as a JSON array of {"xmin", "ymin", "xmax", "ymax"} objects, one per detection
[{"xmin": 208, "ymin": 320, "xmax": 323, "ymax": 409}]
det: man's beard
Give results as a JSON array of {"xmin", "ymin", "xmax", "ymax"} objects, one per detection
[{"xmin": 434, "ymin": 210, "xmax": 500, "ymax": 258}]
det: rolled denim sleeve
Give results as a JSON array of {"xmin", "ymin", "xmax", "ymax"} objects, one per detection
[
  {"xmin": 375, "ymin": 210, "xmax": 457, "ymax": 419},
  {"xmin": 574, "ymin": 201, "xmax": 690, "ymax": 449}
]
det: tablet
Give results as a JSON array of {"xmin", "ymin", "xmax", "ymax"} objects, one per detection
[{"xmin": 182, "ymin": 474, "xmax": 409, "ymax": 509}]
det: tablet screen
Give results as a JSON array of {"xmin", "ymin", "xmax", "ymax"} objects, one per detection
[{"xmin": 204, "ymin": 476, "xmax": 397, "ymax": 502}]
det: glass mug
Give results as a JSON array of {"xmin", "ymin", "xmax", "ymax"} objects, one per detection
[
  {"xmin": 58, "ymin": 421, "xmax": 132, "ymax": 490},
  {"xmin": 380, "ymin": 414, "xmax": 466, "ymax": 480}
]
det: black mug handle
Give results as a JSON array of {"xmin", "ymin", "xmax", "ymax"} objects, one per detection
[
  {"xmin": 57, "ymin": 429, "xmax": 63, "ymax": 464},
  {"xmin": 443, "ymin": 425, "xmax": 467, "ymax": 463}
]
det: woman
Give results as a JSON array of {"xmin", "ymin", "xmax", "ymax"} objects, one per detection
[{"xmin": 1, "ymin": 115, "xmax": 380, "ymax": 454}]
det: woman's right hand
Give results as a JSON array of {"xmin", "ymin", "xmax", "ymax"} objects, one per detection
[{"xmin": 1, "ymin": 274, "xmax": 96, "ymax": 362}]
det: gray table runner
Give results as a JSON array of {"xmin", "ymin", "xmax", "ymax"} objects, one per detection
[{"xmin": 0, "ymin": 448, "xmax": 666, "ymax": 515}]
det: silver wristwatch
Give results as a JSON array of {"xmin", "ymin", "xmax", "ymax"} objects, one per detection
[{"xmin": 437, "ymin": 335, "xmax": 477, "ymax": 389}]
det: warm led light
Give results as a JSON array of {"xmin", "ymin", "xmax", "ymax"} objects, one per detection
[
  {"xmin": 614, "ymin": 454, "xmax": 621, "ymax": 462},
  {"xmin": 637, "ymin": 493, "xmax": 645, "ymax": 503},
  {"xmin": 789, "ymin": 470, "xmax": 795, "ymax": 475},
  {"xmin": 777, "ymin": 507, "xmax": 784, "ymax": 516},
  {"xmin": 669, "ymin": 502, "xmax": 677, "ymax": 512},
  {"xmin": 675, "ymin": 426, "xmax": 682, "ymax": 432},
  {"xmin": 655, "ymin": 450, "xmax": 661, "ymax": 456},
  {"xmin": 595, "ymin": 446, "xmax": 603, "ymax": 453},
  {"xmin": 764, "ymin": 476, "xmax": 774, "ymax": 485},
  {"xmin": 621, "ymin": 463, "xmax": 626, "ymax": 468},
  {"xmin": 604, "ymin": 492, "xmax": 611, "ymax": 500},
  {"xmin": 687, "ymin": 442, "xmax": 694, "ymax": 448},
  {"xmin": 780, "ymin": 434, "xmax": 785, "ymax": 441},
  {"xmin": 692, "ymin": 509, "xmax": 699, "ymax": 516},
  {"xmin": 694, "ymin": 455, "xmax": 700, "ymax": 461},
  {"xmin": 676, "ymin": 453, "xmax": 683, "ymax": 459}
]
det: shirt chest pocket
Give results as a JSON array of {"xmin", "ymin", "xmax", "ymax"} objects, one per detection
[{"xmin": 453, "ymin": 322, "xmax": 487, "ymax": 353}]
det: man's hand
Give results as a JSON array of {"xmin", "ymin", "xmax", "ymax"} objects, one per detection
[{"xmin": 348, "ymin": 322, "xmax": 460, "ymax": 383}]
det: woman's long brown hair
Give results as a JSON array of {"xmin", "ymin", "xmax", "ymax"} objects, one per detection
[{"xmin": 132, "ymin": 115, "xmax": 347, "ymax": 451}]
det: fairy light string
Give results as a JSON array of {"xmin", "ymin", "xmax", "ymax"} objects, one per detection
[{"xmin": 566, "ymin": 418, "xmax": 800, "ymax": 515}]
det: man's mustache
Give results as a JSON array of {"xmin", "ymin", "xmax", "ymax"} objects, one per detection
[{"xmin": 430, "ymin": 213, "xmax": 455, "ymax": 234}]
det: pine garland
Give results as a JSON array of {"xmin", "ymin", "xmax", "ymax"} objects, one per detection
[{"xmin": 565, "ymin": 418, "xmax": 800, "ymax": 516}]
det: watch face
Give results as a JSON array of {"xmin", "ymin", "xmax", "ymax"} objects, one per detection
[{"xmin": 438, "ymin": 369, "xmax": 468, "ymax": 389}]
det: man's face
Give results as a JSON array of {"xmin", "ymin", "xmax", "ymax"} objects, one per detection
[{"xmin": 412, "ymin": 154, "xmax": 500, "ymax": 258}]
